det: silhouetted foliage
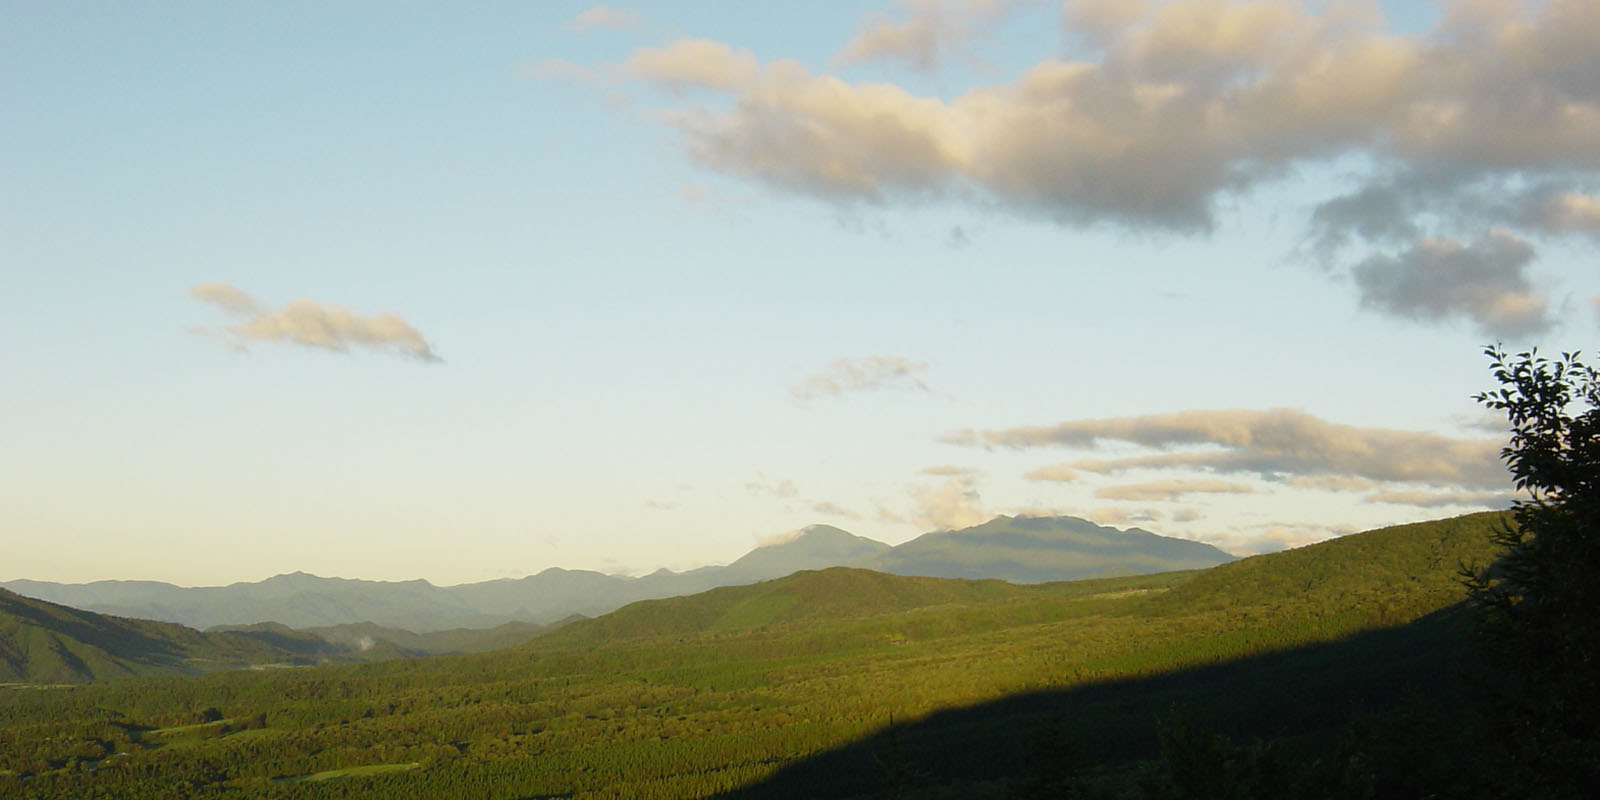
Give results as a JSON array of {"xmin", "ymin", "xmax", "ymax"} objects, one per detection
[{"xmin": 1468, "ymin": 345, "xmax": 1600, "ymax": 796}]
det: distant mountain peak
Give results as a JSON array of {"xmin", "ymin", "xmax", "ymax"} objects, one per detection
[
  {"xmin": 725, "ymin": 525, "xmax": 892, "ymax": 580},
  {"xmin": 860, "ymin": 513, "xmax": 1235, "ymax": 583}
]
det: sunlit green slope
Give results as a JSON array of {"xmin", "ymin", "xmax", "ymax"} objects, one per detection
[
  {"xmin": 0, "ymin": 512, "xmax": 1511, "ymax": 798},
  {"xmin": 545, "ymin": 566, "xmax": 1195, "ymax": 643}
]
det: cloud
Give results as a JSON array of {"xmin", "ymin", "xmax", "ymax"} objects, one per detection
[
  {"xmin": 756, "ymin": 528, "xmax": 806, "ymax": 547},
  {"xmin": 1171, "ymin": 508, "xmax": 1203, "ymax": 523},
  {"xmin": 1283, "ymin": 474, "xmax": 1378, "ymax": 491},
  {"xmin": 1527, "ymin": 191, "xmax": 1600, "ymax": 242},
  {"xmin": 191, "ymin": 282, "xmax": 260, "ymax": 315},
  {"xmin": 811, "ymin": 501, "xmax": 863, "ymax": 520},
  {"xmin": 909, "ymin": 475, "xmax": 988, "ymax": 530},
  {"xmin": 835, "ymin": 0, "xmax": 1021, "ymax": 71},
  {"xmin": 1095, "ymin": 479, "xmax": 1255, "ymax": 501},
  {"xmin": 609, "ymin": 0, "xmax": 1600, "ymax": 329},
  {"xmin": 1023, "ymin": 463, "xmax": 1080, "ymax": 482},
  {"xmin": 792, "ymin": 355, "xmax": 931, "ymax": 400},
  {"xmin": 190, "ymin": 283, "xmax": 439, "ymax": 361},
  {"xmin": 625, "ymin": 38, "xmax": 759, "ymax": 91},
  {"xmin": 1364, "ymin": 490, "xmax": 1515, "ymax": 509},
  {"xmin": 1066, "ymin": 452, "xmax": 1225, "ymax": 474},
  {"xmin": 1088, "ymin": 505, "xmax": 1162, "ymax": 526},
  {"xmin": 1351, "ymin": 231, "xmax": 1551, "ymax": 337},
  {"xmin": 570, "ymin": 5, "xmax": 644, "ymax": 31},
  {"xmin": 945, "ymin": 408, "xmax": 1506, "ymax": 488},
  {"xmin": 921, "ymin": 464, "xmax": 979, "ymax": 476},
  {"xmin": 875, "ymin": 504, "xmax": 909, "ymax": 524},
  {"xmin": 1218, "ymin": 524, "xmax": 1339, "ymax": 556},
  {"xmin": 745, "ymin": 477, "xmax": 799, "ymax": 498}
]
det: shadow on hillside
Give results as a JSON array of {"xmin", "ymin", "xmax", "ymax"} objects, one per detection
[
  {"xmin": 711, "ymin": 606, "xmax": 1474, "ymax": 799},
  {"xmin": 4, "ymin": 598, "xmax": 194, "ymax": 665}
]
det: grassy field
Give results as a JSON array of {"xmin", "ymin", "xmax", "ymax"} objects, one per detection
[{"xmin": 0, "ymin": 512, "xmax": 1508, "ymax": 799}]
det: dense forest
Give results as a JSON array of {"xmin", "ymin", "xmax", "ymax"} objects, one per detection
[{"xmin": 0, "ymin": 512, "xmax": 1511, "ymax": 798}]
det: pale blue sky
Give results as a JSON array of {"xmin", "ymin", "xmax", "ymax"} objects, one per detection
[{"xmin": 5, "ymin": 1, "xmax": 1597, "ymax": 585}]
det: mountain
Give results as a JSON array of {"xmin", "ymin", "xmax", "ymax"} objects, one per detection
[
  {"xmin": 859, "ymin": 514, "xmax": 1235, "ymax": 582},
  {"xmin": 2, "ymin": 515, "xmax": 1228, "ymax": 633},
  {"xmin": 0, "ymin": 588, "xmax": 310, "ymax": 682},
  {"xmin": 2, "ymin": 573, "xmax": 505, "ymax": 632},
  {"xmin": 723, "ymin": 524, "xmax": 892, "ymax": 580}
]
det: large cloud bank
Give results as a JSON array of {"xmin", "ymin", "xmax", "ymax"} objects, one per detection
[{"xmin": 602, "ymin": 0, "xmax": 1600, "ymax": 337}]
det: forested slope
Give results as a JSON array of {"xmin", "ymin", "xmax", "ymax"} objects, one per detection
[
  {"xmin": 0, "ymin": 589, "xmax": 303, "ymax": 683},
  {"xmin": 0, "ymin": 512, "xmax": 1510, "ymax": 798}
]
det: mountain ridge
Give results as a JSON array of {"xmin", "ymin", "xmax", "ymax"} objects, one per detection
[{"xmin": 3, "ymin": 514, "xmax": 1231, "ymax": 632}]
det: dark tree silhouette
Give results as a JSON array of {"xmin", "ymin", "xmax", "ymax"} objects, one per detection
[{"xmin": 1469, "ymin": 345, "xmax": 1600, "ymax": 796}]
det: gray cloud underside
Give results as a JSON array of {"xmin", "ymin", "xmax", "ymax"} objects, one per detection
[
  {"xmin": 946, "ymin": 407, "xmax": 1505, "ymax": 489},
  {"xmin": 190, "ymin": 283, "xmax": 439, "ymax": 361},
  {"xmin": 619, "ymin": 0, "xmax": 1600, "ymax": 337}
]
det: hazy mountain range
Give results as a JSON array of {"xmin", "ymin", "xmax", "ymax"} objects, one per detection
[{"xmin": 3, "ymin": 515, "xmax": 1232, "ymax": 633}]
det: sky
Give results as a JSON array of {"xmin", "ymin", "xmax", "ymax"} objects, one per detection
[{"xmin": 4, "ymin": 0, "xmax": 1598, "ymax": 587}]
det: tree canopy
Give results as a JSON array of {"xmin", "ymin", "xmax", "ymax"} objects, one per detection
[{"xmin": 1470, "ymin": 345, "xmax": 1600, "ymax": 795}]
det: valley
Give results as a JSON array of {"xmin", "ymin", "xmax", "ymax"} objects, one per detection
[{"xmin": 0, "ymin": 512, "xmax": 1506, "ymax": 798}]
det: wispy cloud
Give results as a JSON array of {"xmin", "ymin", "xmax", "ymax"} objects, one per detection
[
  {"xmin": 569, "ymin": 5, "xmax": 644, "ymax": 32},
  {"xmin": 190, "ymin": 283, "xmax": 439, "ymax": 362},
  {"xmin": 792, "ymin": 355, "xmax": 931, "ymax": 401},
  {"xmin": 1088, "ymin": 506, "xmax": 1162, "ymax": 526},
  {"xmin": 1284, "ymin": 474, "xmax": 1378, "ymax": 492},
  {"xmin": 1364, "ymin": 489, "xmax": 1515, "ymax": 509},
  {"xmin": 1095, "ymin": 479, "xmax": 1255, "ymax": 502},
  {"xmin": 946, "ymin": 408, "xmax": 1505, "ymax": 488},
  {"xmin": 1023, "ymin": 464, "xmax": 1080, "ymax": 482},
  {"xmin": 811, "ymin": 501, "xmax": 863, "ymax": 520},
  {"xmin": 835, "ymin": 0, "xmax": 1022, "ymax": 71},
  {"xmin": 744, "ymin": 477, "xmax": 799, "ymax": 498},
  {"xmin": 909, "ymin": 474, "xmax": 988, "ymax": 530}
]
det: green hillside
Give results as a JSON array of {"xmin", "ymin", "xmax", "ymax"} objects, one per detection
[
  {"xmin": 0, "ymin": 589, "xmax": 306, "ymax": 682},
  {"xmin": 1151, "ymin": 510, "xmax": 1508, "ymax": 616},
  {"xmin": 0, "ymin": 512, "xmax": 1511, "ymax": 798},
  {"xmin": 547, "ymin": 566, "xmax": 1195, "ymax": 643}
]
